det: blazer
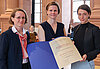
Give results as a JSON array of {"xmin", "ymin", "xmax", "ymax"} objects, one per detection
[
  {"xmin": 73, "ymin": 22, "xmax": 100, "ymax": 61},
  {"xmin": 0, "ymin": 29, "xmax": 30, "ymax": 69}
]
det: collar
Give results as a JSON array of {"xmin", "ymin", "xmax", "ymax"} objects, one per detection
[{"xmin": 12, "ymin": 26, "xmax": 27, "ymax": 36}]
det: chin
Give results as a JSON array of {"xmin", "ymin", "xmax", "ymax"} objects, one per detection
[
  {"xmin": 50, "ymin": 17, "xmax": 55, "ymax": 19},
  {"xmin": 51, "ymin": 17, "xmax": 56, "ymax": 19},
  {"xmin": 81, "ymin": 21, "xmax": 85, "ymax": 24}
]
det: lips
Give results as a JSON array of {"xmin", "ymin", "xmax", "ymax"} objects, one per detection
[
  {"xmin": 80, "ymin": 19, "xmax": 84, "ymax": 21},
  {"xmin": 51, "ymin": 15, "xmax": 55, "ymax": 16}
]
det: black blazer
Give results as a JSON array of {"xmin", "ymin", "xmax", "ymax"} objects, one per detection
[
  {"xmin": 73, "ymin": 22, "xmax": 100, "ymax": 61},
  {"xmin": 0, "ymin": 29, "xmax": 30, "ymax": 69}
]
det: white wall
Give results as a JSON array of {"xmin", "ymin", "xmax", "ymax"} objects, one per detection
[
  {"xmin": 62, "ymin": 0, "xmax": 71, "ymax": 34},
  {"xmin": 62, "ymin": 2, "xmax": 72, "ymax": 69}
]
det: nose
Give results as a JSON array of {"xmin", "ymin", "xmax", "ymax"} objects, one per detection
[
  {"xmin": 80, "ymin": 15, "xmax": 84, "ymax": 19},
  {"xmin": 20, "ymin": 18, "xmax": 25, "ymax": 22},
  {"xmin": 20, "ymin": 18, "xmax": 23, "ymax": 21},
  {"xmin": 52, "ymin": 11, "xmax": 55, "ymax": 13}
]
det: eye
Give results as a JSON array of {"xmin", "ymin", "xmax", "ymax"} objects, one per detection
[
  {"xmin": 22, "ymin": 17, "xmax": 25, "ymax": 19},
  {"xmin": 49, "ymin": 10, "xmax": 52, "ymax": 12},
  {"xmin": 54, "ymin": 10, "xmax": 57, "ymax": 12},
  {"xmin": 78, "ymin": 13, "xmax": 81, "ymax": 16},
  {"xmin": 16, "ymin": 17, "xmax": 20, "ymax": 19},
  {"xmin": 83, "ymin": 13, "xmax": 87, "ymax": 15},
  {"xmin": 15, "ymin": 17, "xmax": 25, "ymax": 19}
]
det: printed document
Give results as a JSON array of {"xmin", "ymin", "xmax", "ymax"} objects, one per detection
[{"xmin": 49, "ymin": 37, "xmax": 82, "ymax": 69}]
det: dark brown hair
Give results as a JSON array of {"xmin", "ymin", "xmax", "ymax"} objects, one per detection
[
  {"xmin": 77, "ymin": 4, "xmax": 91, "ymax": 15},
  {"xmin": 46, "ymin": 2, "xmax": 60, "ymax": 14},
  {"xmin": 9, "ymin": 8, "xmax": 28, "ymax": 25}
]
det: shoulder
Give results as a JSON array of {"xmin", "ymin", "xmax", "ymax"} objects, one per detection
[
  {"xmin": 40, "ymin": 21, "xmax": 47, "ymax": 26},
  {"xmin": 57, "ymin": 22, "xmax": 64, "ymax": 25},
  {"xmin": 1, "ymin": 29, "xmax": 13, "ymax": 37},
  {"xmin": 38, "ymin": 24, "xmax": 44, "ymax": 33},
  {"xmin": 57, "ymin": 22, "xmax": 64, "ymax": 27},
  {"xmin": 38, "ymin": 24, "xmax": 43, "ymax": 29},
  {"xmin": 73, "ymin": 24, "xmax": 81, "ymax": 31},
  {"xmin": 39, "ymin": 21, "xmax": 50, "ymax": 30},
  {"xmin": 88, "ymin": 22, "xmax": 99, "ymax": 30},
  {"xmin": 0, "ymin": 29, "xmax": 14, "ymax": 41},
  {"xmin": 39, "ymin": 21, "xmax": 48, "ymax": 29},
  {"xmin": 74, "ymin": 24, "xmax": 80, "ymax": 28}
]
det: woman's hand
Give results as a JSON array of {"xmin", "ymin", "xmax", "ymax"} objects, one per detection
[{"xmin": 80, "ymin": 54, "xmax": 87, "ymax": 62}]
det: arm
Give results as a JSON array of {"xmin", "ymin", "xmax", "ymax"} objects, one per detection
[
  {"xmin": 86, "ymin": 28, "xmax": 100, "ymax": 61},
  {"xmin": 63, "ymin": 27, "xmax": 67, "ymax": 36},
  {"xmin": 0, "ymin": 33, "xmax": 8, "ymax": 69},
  {"xmin": 38, "ymin": 25, "xmax": 45, "ymax": 41}
]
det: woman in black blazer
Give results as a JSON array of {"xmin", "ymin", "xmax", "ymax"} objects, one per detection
[
  {"xmin": 0, "ymin": 8, "xmax": 31, "ymax": 69},
  {"xmin": 73, "ymin": 4, "xmax": 100, "ymax": 69}
]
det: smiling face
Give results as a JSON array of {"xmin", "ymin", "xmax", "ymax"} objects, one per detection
[
  {"xmin": 47, "ymin": 5, "xmax": 58, "ymax": 19},
  {"xmin": 11, "ymin": 11, "xmax": 26, "ymax": 28},
  {"xmin": 78, "ymin": 9, "xmax": 90, "ymax": 24}
]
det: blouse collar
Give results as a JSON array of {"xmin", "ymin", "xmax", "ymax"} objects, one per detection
[{"xmin": 12, "ymin": 26, "xmax": 27, "ymax": 36}]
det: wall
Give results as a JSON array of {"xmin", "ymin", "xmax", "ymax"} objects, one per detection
[
  {"xmin": 23, "ymin": 0, "xmax": 32, "ymax": 30},
  {"xmin": 62, "ymin": 0, "xmax": 71, "ymax": 34},
  {"xmin": 90, "ymin": 0, "xmax": 100, "ymax": 66},
  {"xmin": 42, "ymin": 0, "xmax": 62, "ymax": 22},
  {"xmin": 0, "ymin": 0, "xmax": 31, "ymax": 33}
]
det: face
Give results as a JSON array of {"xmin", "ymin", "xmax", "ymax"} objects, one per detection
[
  {"xmin": 78, "ymin": 9, "xmax": 90, "ymax": 24},
  {"xmin": 11, "ymin": 11, "xmax": 26, "ymax": 28},
  {"xmin": 47, "ymin": 5, "xmax": 58, "ymax": 19},
  {"xmin": 30, "ymin": 26, "xmax": 34, "ymax": 32}
]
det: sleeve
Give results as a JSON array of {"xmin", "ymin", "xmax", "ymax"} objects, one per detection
[
  {"xmin": 87, "ymin": 27, "xmax": 100, "ymax": 61},
  {"xmin": 0, "ymin": 33, "xmax": 9, "ymax": 69}
]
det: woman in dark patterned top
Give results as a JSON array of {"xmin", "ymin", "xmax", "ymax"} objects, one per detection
[{"xmin": 38, "ymin": 2, "xmax": 66, "ymax": 41}]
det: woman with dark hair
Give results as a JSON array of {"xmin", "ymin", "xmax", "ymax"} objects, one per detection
[
  {"xmin": 73, "ymin": 4, "xmax": 100, "ymax": 69},
  {"xmin": 38, "ymin": 2, "xmax": 66, "ymax": 41},
  {"xmin": 67, "ymin": 23, "xmax": 74, "ymax": 40},
  {"xmin": 0, "ymin": 8, "xmax": 31, "ymax": 69}
]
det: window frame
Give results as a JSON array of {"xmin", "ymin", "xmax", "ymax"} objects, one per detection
[
  {"xmin": 71, "ymin": 0, "xmax": 90, "ymax": 23},
  {"xmin": 34, "ymin": 0, "xmax": 42, "ymax": 24}
]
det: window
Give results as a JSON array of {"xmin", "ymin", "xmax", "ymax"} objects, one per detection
[
  {"xmin": 34, "ymin": 0, "xmax": 42, "ymax": 23},
  {"xmin": 72, "ymin": 0, "xmax": 90, "ymax": 23}
]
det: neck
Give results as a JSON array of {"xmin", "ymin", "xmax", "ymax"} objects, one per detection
[
  {"xmin": 15, "ymin": 26, "xmax": 23, "ymax": 35},
  {"xmin": 81, "ymin": 20, "xmax": 89, "ymax": 24},
  {"xmin": 47, "ymin": 19, "xmax": 57, "ymax": 25}
]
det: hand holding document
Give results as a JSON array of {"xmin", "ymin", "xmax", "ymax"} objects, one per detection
[{"xmin": 49, "ymin": 37, "xmax": 82, "ymax": 69}]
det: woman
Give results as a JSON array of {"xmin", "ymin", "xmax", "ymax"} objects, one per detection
[
  {"xmin": 38, "ymin": 2, "xmax": 66, "ymax": 41},
  {"xmin": 73, "ymin": 4, "xmax": 100, "ymax": 69},
  {"xmin": 67, "ymin": 23, "xmax": 74, "ymax": 40},
  {"xmin": 0, "ymin": 8, "xmax": 31, "ymax": 69},
  {"xmin": 29, "ymin": 25, "xmax": 38, "ymax": 43}
]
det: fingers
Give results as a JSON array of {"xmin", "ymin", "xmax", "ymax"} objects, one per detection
[{"xmin": 80, "ymin": 54, "xmax": 87, "ymax": 62}]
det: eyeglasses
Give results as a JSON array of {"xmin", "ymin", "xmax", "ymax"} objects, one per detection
[{"xmin": 15, "ymin": 17, "xmax": 25, "ymax": 19}]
